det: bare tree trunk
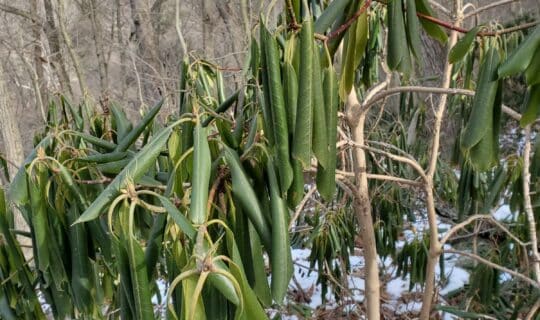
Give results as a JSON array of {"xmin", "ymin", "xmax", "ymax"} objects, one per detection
[
  {"xmin": 43, "ymin": 0, "xmax": 73, "ymax": 97},
  {"xmin": 0, "ymin": 67, "xmax": 31, "ymax": 258},
  {"xmin": 419, "ymin": 1, "xmax": 462, "ymax": 318},
  {"xmin": 522, "ymin": 127, "xmax": 540, "ymax": 283},
  {"xmin": 128, "ymin": 0, "xmax": 161, "ymax": 104},
  {"xmin": 215, "ymin": 2, "xmax": 242, "ymax": 67},
  {"xmin": 201, "ymin": 0, "xmax": 217, "ymax": 58},
  {"xmin": 116, "ymin": 0, "xmax": 127, "ymax": 101},
  {"xmin": 347, "ymin": 89, "xmax": 380, "ymax": 320},
  {"xmin": 56, "ymin": 0, "xmax": 87, "ymax": 98},
  {"xmin": 30, "ymin": 0, "xmax": 47, "ymax": 108},
  {"xmin": 86, "ymin": 0, "xmax": 109, "ymax": 99}
]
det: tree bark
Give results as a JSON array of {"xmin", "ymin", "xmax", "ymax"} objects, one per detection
[
  {"xmin": 56, "ymin": 0, "xmax": 87, "ymax": 98},
  {"xmin": 116, "ymin": 0, "xmax": 127, "ymax": 101},
  {"xmin": 347, "ymin": 89, "xmax": 380, "ymax": 320},
  {"xmin": 129, "ymin": 0, "xmax": 161, "ymax": 104},
  {"xmin": 0, "ymin": 67, "xmax": 30, "ymax": 257},
  {"xmin": 419, "ymin": 1, "xmax": 462, "ymax": 318},
  {"xmin": 86, "ymin": 0, "xmax": 109, "ymax": 99},
  {"xmin": 30, "ymin": 0, "xmax": 48, "ymax": 112},
  {"xmin": 43, "ymin": 0, "xmax": 73, "ymax": 97}
]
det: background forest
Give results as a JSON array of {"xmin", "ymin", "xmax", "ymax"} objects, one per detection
[{"xmin": 0, "ymin": 0, "xmax": 539, "ymax": 319}]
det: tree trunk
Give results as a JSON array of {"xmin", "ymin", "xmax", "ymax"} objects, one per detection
[
  {"xmin": 116, "ymin": 0, "xmax": 127, "ymax": 101},
  {"xmin": 87, "ymin": 0, "xmax": 109, "ymax": 100},
  {"xmin": 420, "ymin": 1, "xmax": 462, "ymax": 318},
  {"xmin": 347, "ymin": 90, "xmax": 381, "ymax": 320},
  {"xmin": 129, "ymin": 0, "xmax": 161, "ymax": 105},
  {"xmin": 0, "ymin": 67, "xmax": 31, "ymax": 258},
  {"xmin": 56, "ymin": 0, "xmax": 87, "ymax": 98},
  {"xmin": 30, "ymin": 0, "xmax": 47, "ymax": 108},
  {"xmin": 43, "ymin": 0, "xmax": 73, "ymax": 97}
]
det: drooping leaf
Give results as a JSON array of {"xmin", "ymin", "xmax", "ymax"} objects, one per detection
[
  {"xmin": 415, "ymin": 0, "xmax": 448, "ymax": 43},
  {"xmin": 449, "ymin": 26, "xmax": 481, "ymax": 64},
  {"xmin": 339, "ymin": 1, "xmax": 368, "ymax": 99},
  {"xmin": 387, "ymin": 0, "xmax": 409, "ymax": 72},
  {"xmin": 498, "ymin": 26, "xmax": 540, "ymax": 78},
  {"xmin": 520, "ymin": 85, "xmax": 540, "ymax": 127},
  {"xmin": 292, "ymin": 15, "xmax": 314, "ymax": 168}
]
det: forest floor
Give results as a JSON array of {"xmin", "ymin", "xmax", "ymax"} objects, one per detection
[{"xmin": 139, "ymin": 205, "xmax": 515, "ymax": 319}]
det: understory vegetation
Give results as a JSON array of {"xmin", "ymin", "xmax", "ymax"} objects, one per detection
[{"xmin": 0, "ymin": 0, "xmax": 539, "ymax": 319}]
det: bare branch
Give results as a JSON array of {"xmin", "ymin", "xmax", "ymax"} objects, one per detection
[
  {"xmin": 502, "ymin": 105, "xmax": 522, "ymax": 121},
  {"xmin": 359, "ymin": 144, "xmax": 428, "ymax": 182},
  {"xmin": 363, "ymin": 86, "xmax": 474, "ymax": 111},
  {"xmin": 325, "ymin": 0, "xmax": 372, "ymax": 40},
  {"xmin": 428, "ymin": 0, "xmax": 451, "ymax": 16},
  {"xmin": 0, "ymin": 3, "xmax": 42, "ymax": 25},
  {"xmin": 175, "ymin": 0, "xmax": 188, "ymax": 56},
  {"xmin": 444, "ymin": 249, "xmax": 540, "ymax": 288},
  {"xmin": 420, "ymin": 2, "xmax": 463, "ymax": 317},
  {"xmin": 522, "ymin": 126, "xmax": 540, "ymax": 283},
  {"xmin": 440, "ymin": 214, "xmax": 530, "ymax": 247},
  {"xmin": 289, "ymin": 185, "xmax": 317, "ymax": 231},
  {"xmin": 526, "ymin": 299, "xmax": 540, "ymax": 320},
  {"xmin": 366, "ymin": 173, "xmax": 423, "ymax": 187},
  {"xmin": 464, "ymin": 0, "xmax": 518, "ymax": 19},
  {"xmin": 416, "ymin": 12, "xmax": 539, "ymax": 36}
]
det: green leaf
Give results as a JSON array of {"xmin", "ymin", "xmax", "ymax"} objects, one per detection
[
  {"xmin": 115, "ymin": 99, "xmax": 164, "ymax": 152},
  {"xmin": 8, "ymin": 136, "xmax": 52, "ymax": 206},
  {"xmin": 292, "ymin": 16, "xmax": 314, "ymax": 168},
  {"xmin": 524, "ymin": 48, "xmax": 540, "ymax": 85},
  {"xmin": 110, "ymin": 103, "xmax": 133, "ymax": 142},
  {"xmin": 387, "ymin": 0, "xmax": 409, "ymax": 72},
  {"xmin": 339, "ymin": 1, "xmax": 368, "ymax": 99},
  {"xmin": 223, "ymin": 147, "xmax": 272, "ymax": 250},
  {"xmin": 76, "ymin": 125, "xmax": 173, "ymax": 224},
  {"xmin": 436, "ymin": 305, "xmax": 496, "ymax": 318},
  {"xmin": 461, "ymin": 47, "xmax": 500, "ymax": 150},
  {"xmin": 262, "ymin": 22, "xmax": 294, "ymax": 193},
  {"xmin": 415, "ymin": 0, "xmax": 448, "ymax": 43},
  {"xmin": 283, "ymin": 62, "xmax": 298, "ymax": 135},
  {"xmin": 190, "ymin": 123, "xmax": 211, "ymax": 224},
  {"xmin": 316, "ymin": 67, "xmax": 339, "ymax": 201},
  {"xmin": 314, "ymin": 0, "xmax": 352, "ymax": 34},
  {"xmin": 312, "ymin": 46, "xmax": 329, "ymax": 170},
  {"xmin": 157, "ymin": 197, "xmax": 195, "ymax": 242},
  {"xmin": 449, "ymin": 26, "xmax": 481, "ymax": 64},
  {"xmin": 520, "ymin": 85, "xmax": 540, "ymax": 127},
  {"xmin": 267, "ymin": 159, "xmax": 292, "ymax": 304},
  {"xmin": 498, "ymin": 26, "xmax": 540, "ymax": 78},
  {"xmin": 405, "ymin": 0, "xmax": 423, "ymax": 60}
]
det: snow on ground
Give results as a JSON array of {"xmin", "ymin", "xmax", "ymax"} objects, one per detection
[
  {"xmin": 493, "ymin": 204, "xmax": 514, "ymax": 221},
  {"xmin": 147, "ymin": 215, "xmax": 479, "ymax": 318},
  {"xmin": 276, "ymin": 215, "xmax": 474, "ymax": 318}
]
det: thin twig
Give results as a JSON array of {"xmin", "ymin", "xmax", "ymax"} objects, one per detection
[
  {"xmin": 440, "ymin": 214, "xmax": 530, "ymax": 247},
  {"xmin": 366, "ymin": 173, "xmax": 423, "ymax": 187},
  {"xmin": 463, "ymin": 0, "xmax": 517, "ymax": 19},
  {"xmin": 417, "ymin": 12, "xmax": 539, "ymax": 36},
  {"xmin": 75, "ymin": 177, "xmax": 112, "ymax": 185},
  {"xmin": 428, "ymin": 0, "xmax": 451, "ymax": 16},
  {"xmin": 285, "ymin": 0, "xmax": 300, "ymax": 29},
  {"xmin": 289, "ymin": 186, "xmax": 317, "ymax": 231},
  {"xmin": 363, "ymin": 86, "xmax": 475, "ymax": 110},
  {"xmin": 175, "ymin": 0, "xmax": 188, "ymax": 56},
  {"xmin": 525, "ymin": 298, "xmax": 540, "ymax": 320},
  {"xmin": 444, "ymin": 249, "xmax": 540, "ymax": 288},
  {"xmin": 359, "ymin": 144, "xmax": 427, "ymax": 181},
  {"xmin": 522, "ymin": 126, "xmax": 540, "ymax": 283},
  {"xmin": 325, "ymin": 0, "xmax": 372, "ymax": 41},
  {"xmin": 502, "ymin": 105, "xmax": 522, "ymax": 121}
]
